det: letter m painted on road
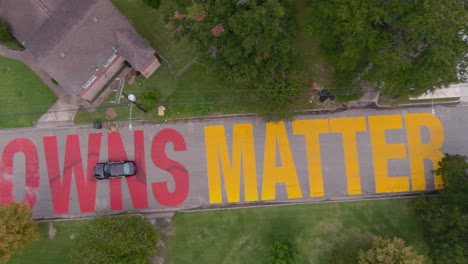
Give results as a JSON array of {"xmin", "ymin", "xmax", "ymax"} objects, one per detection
[
  {"xmin": 204, "ymin": 124, "xmax": 258, "ymax": 204},
  {"xmin": 43, "ymin": 134, "xmax": 101, "ymax": 214}
]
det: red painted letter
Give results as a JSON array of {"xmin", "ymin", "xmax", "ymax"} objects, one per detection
[
  {"xmin": 0, "ymin": 138, "xmax": 39, "ymax": 208},
  {"xmin": 151, "ymin": 129, "xmax": 189, "ymax": 206},
  {"xmin": 107, "ymin": 131, "xmax": 148, "ymax": 210},
  {"xmin": 43, "ymin": 134, "xmax": 101, "ymax": 214}
]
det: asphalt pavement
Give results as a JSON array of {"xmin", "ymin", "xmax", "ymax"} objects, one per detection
[{"xmin": 0, "ymin": 105, "xmax": 467, "ymax": 219}]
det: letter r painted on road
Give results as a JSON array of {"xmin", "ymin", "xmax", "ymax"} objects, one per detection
[
  {"xmin": 405, "ymin": 113, "xmax": 444, "ymax": 190},
  {"xmin": 204, "ymin": 124, "xmax": 258, "ymax": 204}
]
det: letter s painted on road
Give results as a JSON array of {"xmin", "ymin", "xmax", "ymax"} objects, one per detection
[{"xmin": 151, "ymin": 129, "xmax": 189, "ymax": 206}]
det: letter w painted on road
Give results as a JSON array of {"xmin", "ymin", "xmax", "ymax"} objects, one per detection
[{"xmin": 43, "ymin": 134, "xmax": 101, "ymax": 214}]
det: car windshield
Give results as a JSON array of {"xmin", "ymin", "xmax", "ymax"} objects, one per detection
[
  {"xmin": 103, "ymin": 164, "xmax": 110, "ymax": 176},
  {"xmin": 123, "ymin": 163, "xmax": 131, "ymax": 175}
]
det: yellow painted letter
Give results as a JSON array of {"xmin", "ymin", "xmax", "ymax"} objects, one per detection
[
  {"xmin": 330, "ymin": 117, "xmax": 367, "ymax": 195},
  {"xmin": 204, "ymin": 124, "xmax": 258, "ymax": 204},
  {"xmin": 262, "ymin": 122, "xmax": 302, "ymax": 200},
  {"xmin": 405, "ymin": 113, "xmax": 445, "ymax": 190},
  {"xmin": 369, "ymin": 115, "xmax": 409, "ymax": 193},
  {"xmin": 292, "ymin": 119, "xmax": 329, "ymax": 197}
]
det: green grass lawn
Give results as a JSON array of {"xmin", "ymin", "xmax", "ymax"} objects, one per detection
[
  {"xmin": 0, "ymin": 57, "xmax": 57, "ymax": 128},
  {"xmin": 7, "ymin": 220, "xmax": 89, "ymax": 264},
  {"xmin": 168, "ymin": 198, "xmax": 431, "ymax": 264}
]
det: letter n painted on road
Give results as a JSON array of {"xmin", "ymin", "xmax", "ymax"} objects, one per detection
[
  {"xmin": 405, "ymin": 113, "xmax": 444, "ymax": 190},
  {"xmin": 0, "ymin": 138, "xmax": 39, "ymax": 208},
  {"xmin": 330, "ymin": 117, "xmax": 367, "ymax": 195},
  {"xmin": 262, "ymin": 122, "xmax": 302, "ymax": 201},
  {"xmin": 204, "ymin": 124, "xmax": 258, "ymax": 204},
  {"xmin": 369, "ymin": 115, "xmax": 409, "ymax": 193},
  {"xmin": 108, "ymin": 131, "xmax": 148, "ymax": 210},
  {"xmin": 151, "ymin": 129, "xmax": 189, "ymax": 207},
  {"xmin": 43, "ymin": 134, "xmax": 101, "ymax": 214},
  {"xmin": 293, "ymin": 119, "xmax": 328, "ymax": 197}
]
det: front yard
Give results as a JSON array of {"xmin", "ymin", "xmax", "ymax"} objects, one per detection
[
  {"xmin": 74, "ymin": 0, "xmax": 333, "ymax": 124},
  {"xmin": 0, "ymin": 56, "xmax": 56, "ymax": 128}
]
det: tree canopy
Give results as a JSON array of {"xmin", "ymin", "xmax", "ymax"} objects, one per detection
[
  {"xmin": 309, "ymin": 0, "xmax": 468, "ymax": 96},
  {"xmin": 412, "ymin": 154, "xmax": 468, "ymax": 264},
  {"xmin": 358, "ymin": 236, "xmax": 424, "ymax": 264},
  {"xmin": 170, "ymin": 0, "xmax": 300, "ymax": 121},
  {"xmin": 0, "ymin": 203, "xmax": 39, "ymax": 263},
  {"xmin": 68, "ymin": 215, "xmax": 158, "ymax": 264}
]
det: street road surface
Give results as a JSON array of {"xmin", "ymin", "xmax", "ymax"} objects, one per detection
[{"xmin": 0, "ymin": 106, "xmax": 466, "ymax": 219}]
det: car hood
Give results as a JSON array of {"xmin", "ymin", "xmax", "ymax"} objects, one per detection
[{"xmin": 94, "ymin": 163, "xmax": 105, "ymax": 178}]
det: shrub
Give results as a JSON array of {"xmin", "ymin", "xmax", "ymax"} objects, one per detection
[
  {"xmin": 140, "ymin": 89, "xmax": 160, "ymax": 111},
  {"xmin": 267, "ymin": 241, "xmax": 298, "ymax": 264},
  {"xmin": 143, "ymin": 0, "xmax": 161, "ymax": 9}
]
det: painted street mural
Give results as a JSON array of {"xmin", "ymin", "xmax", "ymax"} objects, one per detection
[{"xmin": 0, "ymin": 109, "xmax": 462, "ymax": 218}]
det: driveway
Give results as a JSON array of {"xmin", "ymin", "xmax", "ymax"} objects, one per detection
[{"xmin": 0, "ymin": 106, "xmax": 466, "ymax": 219}]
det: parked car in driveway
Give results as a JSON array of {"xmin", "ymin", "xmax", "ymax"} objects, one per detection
[{"xmin": 93, "ymin": 161, "xmax": 137, "ymax": 180}]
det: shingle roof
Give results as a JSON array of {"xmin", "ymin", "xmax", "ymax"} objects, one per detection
[{"xmin": 0, "ymin": 0, "xmax": 156, "ymax": 95}]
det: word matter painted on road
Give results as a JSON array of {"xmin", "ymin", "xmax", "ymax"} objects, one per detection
[
  {"xmin": 205, "ymin": 113, "xmax": 444, "ymax": 203},
  {"xmin": 0, "ymin": 113, "xmax": 444, "ymax": 216}
]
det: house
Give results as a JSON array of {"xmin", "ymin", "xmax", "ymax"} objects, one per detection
[{"xmin": 0, "ymin": 0, "xmax": 160, "ymax": 101}]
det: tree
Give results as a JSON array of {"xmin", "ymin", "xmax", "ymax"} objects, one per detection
[
  {"xmin": 171, "ymin": 0, "xmax": 300, "ymax": 120},
  {"xmin": 0, "ymin": 203, "xmax": 39, "ymax": 263},
  {"xmin": 309, "ymin": 0, "xmax": 468, "ymax": 96},
  {"xmin": 68, "ymin": 215, "xmax": 158, "ymax": 264},
  {"xmin": 267, "ymin": 241, "xmax": 298, "ymax": 264},
  {"xmin": 0, "ymin": 20, "xmax": 14, "ymax": 43},
  {"xmin": 412, "ymin": 154, "xmax": 468, "ymax": 264},
  {"xmin": 358, "ymin": 236, "xmax": 424, "ymax": 264}
]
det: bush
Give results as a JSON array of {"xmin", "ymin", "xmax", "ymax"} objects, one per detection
[
  {"xmin": 358, "ymin": 236, "xmax": 424, "ymax": 264},
  {"xmin": 143, "ymin": 0, "xmax": 161, "ymax": 9},
  {"xmin": 267, "ymin": 241, "xmax": 298, "ymax": 264},
  {"xmin": 68, "ymin": 215, "xmax": 158, "ymax": 264},
  {"xmin": 140, "ymin": 89, "xmax": 160, "ymax": 111}
]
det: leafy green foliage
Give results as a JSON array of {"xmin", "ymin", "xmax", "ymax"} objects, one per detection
[
  {"xmin": 412, "ymin": 154, "xmax": 468, "ymax": 264},
  {"xmin": 140, "ymin": 89, "xmax": 160, "ymax": 111},
  {"xmin": 0, "ymin": 203, "xmax": 39, "ymax": 263},
  {"xmin": 68, "ymin": 215, "xmax": 158, "ymax": 264},
  {"xmin": 309, "ymin": 0, "xmax": 468, "ymax": 96},
  {"xmin": 171, "ymin": 0, "xmax": 299, "ymax": 120},
  {"xmin": 267, "ymin": 241, "xmax": 298, "ymax": 264},
  {"xmin": 358, "ymin": 236, "xmax": 424, "ymax": 264},
  {"xmin": 143, "ymin": 0, "xmax": 161, "ymax": 9},
  {"xmin": 0, "ymin": 20, "xmax": 14, "ymax": 42},
  {"xmin": 258, "ymin": 73, "xmax": 300, "ymax": 122}
]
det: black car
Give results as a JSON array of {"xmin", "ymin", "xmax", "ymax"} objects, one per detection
[{"xmin": 93, "ymin": 161, "xmax": 137, "ymax": 180}]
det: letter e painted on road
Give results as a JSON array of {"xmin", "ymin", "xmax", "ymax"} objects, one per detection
[
  {"xmin": 151, "ymin": 129, "xmax": 189, "ymax": 207},
  {"xmin": 262, "ymin": 122, "xmax": 302, "ymax": 201},
  {"xmin": 330, "ymin": 117, "xmax": 367, "ymax": 195},
  {"xmin": 0, "ymin": 138, "xmax": 39, "ymax": 208},
  {"xmin": 369, "ymin": 115, "xmax": 409, "ymax": 193},
  {"xmin": 405, "ymin": 113, "xmax": 444, "ymax": 190},
  {"xmin": 204, "ymin": 124, "xmax": 258, "ymax": 204},
  {"xmin": 292, "ymin": 119, "xmax": 329, "ymax": 197}
]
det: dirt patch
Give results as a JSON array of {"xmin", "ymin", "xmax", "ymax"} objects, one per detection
[
  {"xmin": 48, "ymin": 222, "xmax": 56, "ymax": 240},
  {"xmin": 105, "ymin": 108, "xmax": 118, "ymax": 120},
  {"xmin": 151, "ymin": 218, "xmax": 175, "ymax": 264}
]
